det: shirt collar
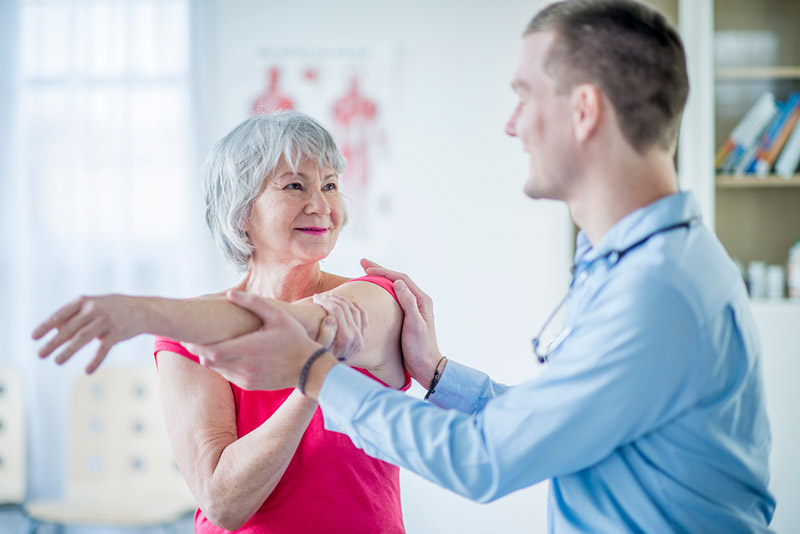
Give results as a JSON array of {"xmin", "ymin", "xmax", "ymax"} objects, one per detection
[{"xmin": 573, "ymin": 191, "xmax": 702, "ymax": 267}]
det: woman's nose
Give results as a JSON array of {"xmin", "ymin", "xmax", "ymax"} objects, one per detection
[{"xmin": 305, "ymin": 189, "xmax": 331, "ymax": 215}]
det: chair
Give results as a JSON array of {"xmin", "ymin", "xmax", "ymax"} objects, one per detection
[
  {"xmin": 25, "ymin": 366, "xmax": 195, "ymax": 533},
  {"xmin": 0, "ymin": 366, "xmax": 26, "ymax": 508}
]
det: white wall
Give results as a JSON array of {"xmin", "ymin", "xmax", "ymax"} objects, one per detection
[
  {"xmin": 201, "ymin": 1, "xmax": 571, "ymax": 532},
  {"xmin": 751, "ymin": 301, "xmax": 800, "ymax": 532}
]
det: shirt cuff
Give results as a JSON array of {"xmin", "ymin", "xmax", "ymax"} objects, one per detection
[
  {"xmin": 427, "ymin": 360, "xmax": 493, "ymax": 414},
  {"xmin": 318, "ymin": 363, "xmax": 385, "ymax": 441}
]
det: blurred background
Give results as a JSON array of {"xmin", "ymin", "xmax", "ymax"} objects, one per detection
[{"xmin": 0, "ymin": 1, "xmax": 797, "ymax": 533}]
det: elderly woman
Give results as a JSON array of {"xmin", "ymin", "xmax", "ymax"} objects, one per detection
[{"xmin": 33, "ymin": 111, "xmax": 408, "ymax": 533}]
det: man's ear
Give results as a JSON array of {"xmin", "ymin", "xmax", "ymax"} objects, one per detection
[{"xmin": 571, "ymin": 84, "xmax": 602, "ymax": 143}]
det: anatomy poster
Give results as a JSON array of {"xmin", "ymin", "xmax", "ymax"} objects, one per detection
[{"xmin": 249, "ymin": 46, "xmax": 400, "ymax": 243}]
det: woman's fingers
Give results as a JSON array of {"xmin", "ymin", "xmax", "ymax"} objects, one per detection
[
  {"xmin": 31, "ymin": 298, "xmax": 83, "ymax": 340},
  {"xmin": 312, "ymin": 293, "xmax": 363, "ymax": 360},
  {"xmin": 38, "ymin": 312, "xmax": 94, "ymax": 359},
  {"xmin": 330, "ymin": 294, "xmax": 360, "ymax": 331},
  {"xmin": 85, "ymin": 340, "xmax": 113, "ymax": 375},
  {"xmin": 334, "ymin": 296, "xmax": 364, "ymax": 357},
  {"xmin": 355, "ymin": 301, "xmax": 367, "ymax": 334},
  {"xmin": 326, "ymin": 298, "xmax": 351, "ymax": 357},
  {"xmin": 53, "ymin": 318, "xmax": 108, "ymax": 365}
]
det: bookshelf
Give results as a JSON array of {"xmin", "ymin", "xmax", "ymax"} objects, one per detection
[
  {"xmin": 715, "ymin": 66, "xmax": 800, "ymax": 80},
  {"xmin": 677, "ymin": 5, "xmax": 800, "ymax": 532},
  {"xmin": 716, "ymin": 175, "xmax": 800, "ymax": 188},
  {"xmin": 712, "ymin": 0, "xmax": 800, "ymax": 268}
]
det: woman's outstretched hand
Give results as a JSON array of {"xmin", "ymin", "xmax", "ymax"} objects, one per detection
[
  {"xmin": 31, "ymin": 294, "xmax": 146, "ymax": 373},
  {"xmin": 360, "ymin": 259, "xmax": 444, "ymax": 387}
]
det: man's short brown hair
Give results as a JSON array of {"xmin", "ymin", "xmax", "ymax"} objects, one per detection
[{"xmin": 526, "ymin": 0, "xmax": 689, "ymax": 153}]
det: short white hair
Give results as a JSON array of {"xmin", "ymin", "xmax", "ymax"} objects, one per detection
[{"xmin": 202, "ymin": 111, "xmax": 346, "ymax": 271}]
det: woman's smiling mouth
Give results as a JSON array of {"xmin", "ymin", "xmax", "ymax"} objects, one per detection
[{"xmin": 295, "ymin": 227, "xmax": 328, "ymax": 235}]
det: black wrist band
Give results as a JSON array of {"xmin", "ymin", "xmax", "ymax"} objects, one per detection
[
  {"xmin": 423, "ymin": 356, "xmax": 447, "ymax": 401},
  {"xmin": 298, "ymin": 347, "xmax": 329, "ymax": 396}
]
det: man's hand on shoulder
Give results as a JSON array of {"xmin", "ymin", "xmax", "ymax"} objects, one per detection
[{"xmin": 361, "ymin": 259, "xmax": 445, "ymax": 387}]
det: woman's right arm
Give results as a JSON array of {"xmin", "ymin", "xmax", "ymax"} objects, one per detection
[
  {"xmin": 32, "ymin": 294, "xmax": 265, "ymax": 372},
  {"xmin": 32, "ymin": 289, "xmax": 388, "ymax": 375},
  {"xmin": 158, "ymin": 350, "xmax": 317, "ymax": 530}
]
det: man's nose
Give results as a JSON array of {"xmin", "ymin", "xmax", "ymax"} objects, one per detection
[{"xmin": 505, "ymin": 108, "xmax": 519, "ymax": 137}]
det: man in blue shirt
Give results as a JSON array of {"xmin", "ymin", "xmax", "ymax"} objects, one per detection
[{"xmin": 194, "ymin": 0, "xmax": 775, "ymax": 530}]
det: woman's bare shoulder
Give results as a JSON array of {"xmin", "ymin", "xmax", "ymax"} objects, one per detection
[{"xmin": 321, "ymin": 272, "xmax": 354, "ymax": 291}]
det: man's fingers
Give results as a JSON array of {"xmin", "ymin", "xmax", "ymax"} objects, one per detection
[
  {"xmin": 227, "ymin": 290, "xmax": 285, "ymax": 323},
  {"xmin": 361, "ymin": 259, "xmax": 430, "ymax": 302},
  {"xmin": 317, "ymin": 315, "xmax": 337, "ymax": 351},
  {"xmin": 393, "ymin": 280, "xmax": 424, "ymax": 322},
  {"xmin": 187, "ymin": 334, "xmax": 260, "ymax": 364},
  {"xmin": 38, "ymin": 312, "xmax": 93, "ymax": 359},
  {"xmin": 32, "ymin": 299, "xmax": 83, "ymax": 340},
  {"xmin": 360, "ymin": 258, "xmax": 384, "ymax": 272}
]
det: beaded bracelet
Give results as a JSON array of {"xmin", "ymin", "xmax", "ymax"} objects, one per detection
[
  {"xmin": 298, "ymin": 347, "xmax": 329, "ymax": 396},
  {"xmin": 423, "ymin": 356, "xmax": 447, "ymax": 401}
]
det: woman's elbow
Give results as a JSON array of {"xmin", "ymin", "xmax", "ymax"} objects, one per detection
[
  {"xmin": 197, "ymin": 485, "xmax": 262, "ymax": 531},
  {"xmin": 201, "ymin": 499, "xmax": 250, "ymax": 532}
]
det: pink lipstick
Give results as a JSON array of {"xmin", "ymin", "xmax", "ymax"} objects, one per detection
[{"xmin": 296, "ymin": 227, "xmax": 327, "ymax": 235}]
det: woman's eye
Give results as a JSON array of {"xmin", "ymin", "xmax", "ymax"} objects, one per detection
[
  {"xmin": 285, "ymin": 183, "xmax": 303, "ymax": 190},
  {"xmin": 323, "ymin": 183, "xmax": 338, "ymax": 191}
]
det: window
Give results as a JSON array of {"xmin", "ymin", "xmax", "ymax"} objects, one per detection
[{"xmin": 19, "ymin": 0, "xmax": 192, "ymax": 244}]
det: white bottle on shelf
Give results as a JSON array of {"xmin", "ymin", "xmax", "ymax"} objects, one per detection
[
  {"xmin": 788, "ymin": 240, "xmax": 800, "ymax": 299},
  {"xmin": 748, "ymin": 261, "xmax": 767, "ymax": 299}
]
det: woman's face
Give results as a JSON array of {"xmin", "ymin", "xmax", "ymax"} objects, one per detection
[{"xmin": 246, "ymin": 158, "xmax": 343, "ymax": 265}]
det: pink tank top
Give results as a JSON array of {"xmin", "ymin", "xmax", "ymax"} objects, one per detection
[{"xmin": 154, "ymin": 276, "xmax": 408, "ymax": 533}]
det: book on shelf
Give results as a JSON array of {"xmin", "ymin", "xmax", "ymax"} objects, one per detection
[
  {"xmin": 753, "ymin": 92, "xmax": 800, "ymax": 176},
  {"xmin": 715, "ymin": 92, "xmax": 778, "ymax": 174},
  {"xmin": 775, "ymin": 116, "xmax": 800, "ymax": 178},
  {"xmin": 716, "ymin": 91, "xmax": 800, "ymax": 178},
  {"xmin": 756, "ymin": 106, "xmax": 800, "ymax": 176}
]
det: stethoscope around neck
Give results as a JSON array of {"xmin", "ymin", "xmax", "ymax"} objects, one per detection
[{"xmin": 531, "ymin": 216, "xmax": 701, "ymax": 364}]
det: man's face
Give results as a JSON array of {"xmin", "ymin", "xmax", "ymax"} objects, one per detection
[{"xmin": 506, "ymin": 31, "xmax": 577, "ymax": 201}]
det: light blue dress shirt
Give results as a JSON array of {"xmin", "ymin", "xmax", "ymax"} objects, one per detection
[{"xmin": 319, "ymin": 192, "xmax": 775, "ymax": 532}]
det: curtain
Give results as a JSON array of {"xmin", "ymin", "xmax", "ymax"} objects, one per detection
[{"xmin": 2, "ymin": 1, "xmax": 219, "ymax": 530}]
